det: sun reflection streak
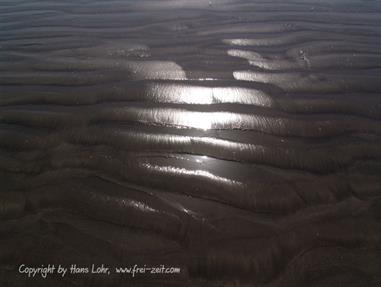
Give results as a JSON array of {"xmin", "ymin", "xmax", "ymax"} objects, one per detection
[
  {"xmin": 141, "ymin": 163, "xmax": 243, "ymax": 187},
  {"xmin": 106, "ymin": 105, "xmax": 266, "ymax": 131},
  {"xmin": 137, "ymin": 109, "xmax": 244, "ymax": 130},
  {"xmin": 146, "ymin": 83, "xmax": 273, "ymax": 106}
]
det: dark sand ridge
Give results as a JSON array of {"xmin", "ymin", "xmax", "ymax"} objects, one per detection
[{"xmin": 0, "ymin": 0, "xmax": 381, "ymax": 286}]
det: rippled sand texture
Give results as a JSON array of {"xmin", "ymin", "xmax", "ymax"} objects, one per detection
[{"xmin": 1, "ymin": 0, "xmax": 381, "ymax": 286}]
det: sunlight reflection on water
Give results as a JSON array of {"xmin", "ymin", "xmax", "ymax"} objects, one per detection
[{"xmin": 146, "ymin": 83, "xmax": 273, "ymax": 106}]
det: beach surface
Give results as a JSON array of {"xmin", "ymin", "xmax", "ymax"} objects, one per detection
[{"xmin": 1, "ymin": 0, "xmax": 381, "ymax": 286}]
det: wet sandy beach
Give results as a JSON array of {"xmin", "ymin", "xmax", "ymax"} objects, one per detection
[{"xmin": 1, "ymin": 0, "xmax": 381, "ymax": 286}]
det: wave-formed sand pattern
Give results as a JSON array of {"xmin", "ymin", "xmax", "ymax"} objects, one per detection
[{"xmin": 1, "ymin": 0, "xmax": 381, "ymax": 286}]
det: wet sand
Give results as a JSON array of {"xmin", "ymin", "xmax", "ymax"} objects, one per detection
[{"xmin": 1, "ymin": 0, "xmax": 381, "ymax": 286}]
